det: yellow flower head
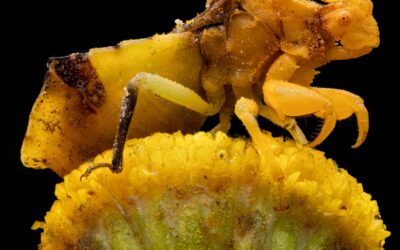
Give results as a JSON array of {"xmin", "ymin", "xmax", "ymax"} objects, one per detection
[{"xmin": 34, "ymin": 132, "xmax": 389, "ymax": 249}]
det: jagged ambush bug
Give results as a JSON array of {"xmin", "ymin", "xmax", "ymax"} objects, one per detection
[{"xmin": 21, "ymin": 0, "xmax": 379, "ymax": 176}]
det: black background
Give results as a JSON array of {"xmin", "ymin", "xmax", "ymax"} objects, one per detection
[{"xmin": 3, "ymin": 0, "xmax": 398, "ymax": 248}]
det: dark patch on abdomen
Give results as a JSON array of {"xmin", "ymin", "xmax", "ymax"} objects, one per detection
[{"xmin": 49, "ymin": 53, "xmax": 105, "ymax": 112}]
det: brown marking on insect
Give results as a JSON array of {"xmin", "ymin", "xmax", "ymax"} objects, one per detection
[
  {"xmin": 49, "ymin": 53, "xmax": 106, "ymax": 112},
  {"xmin": 305, "ymin": 17, "xmax": 327, "ymax": 60},
  {"xmin": 179, "ymin": 0, "xmax": 238, "ymax": 32},
  {"xmin": 43, "ymin": 69, "xmax": 97, "ymax": 128}
]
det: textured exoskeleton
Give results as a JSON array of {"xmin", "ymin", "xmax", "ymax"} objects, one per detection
[
  {"xmin": 177, "ymin": 0, "xmax": 379, "ymax": 149},
  {"xmin": 21, "ymin": 0, "xmax": 379, "ymax": 176}
]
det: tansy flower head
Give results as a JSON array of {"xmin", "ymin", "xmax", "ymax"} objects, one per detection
[{"xmin": 34, "ymin": 132, "xmax": 389, "ymax": 249}]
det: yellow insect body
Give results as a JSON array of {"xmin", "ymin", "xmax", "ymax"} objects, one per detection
[
  {"xmin": 21, "ymin": 0, "xmax": 379, "ymax": 176},
  {"xmin": 22, "ymin": 33, "xmax": 205, "ymax": 175}
]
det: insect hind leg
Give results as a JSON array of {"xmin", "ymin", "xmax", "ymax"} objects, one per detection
[
  {"xmin": 81, "ymin": 73, "xmax": 219, "ymax": 179},
  {"xmin": 81, "ymin": 77, "xmax": 139, "ymax": 179}
]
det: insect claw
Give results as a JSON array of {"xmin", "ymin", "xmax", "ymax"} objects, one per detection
[
  {"xmin": 80, "ymin": 171, "xmax": 90, "ymax": 181},
  {"xmin": 80, "ymin": 163, "xmax": 113, "ymax": 181}
]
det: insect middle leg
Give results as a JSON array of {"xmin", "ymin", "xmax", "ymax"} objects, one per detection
[
  {"xmin": 258, "ymin": 104, "xmax": 308, "ymax": 145},
  {"xmin": 81, "ymin": 73, "xmax": 221, "ymax": 178},
  {"xmin": 235, "ymin": 97, "xmax": 288, "ymax": 211}
]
